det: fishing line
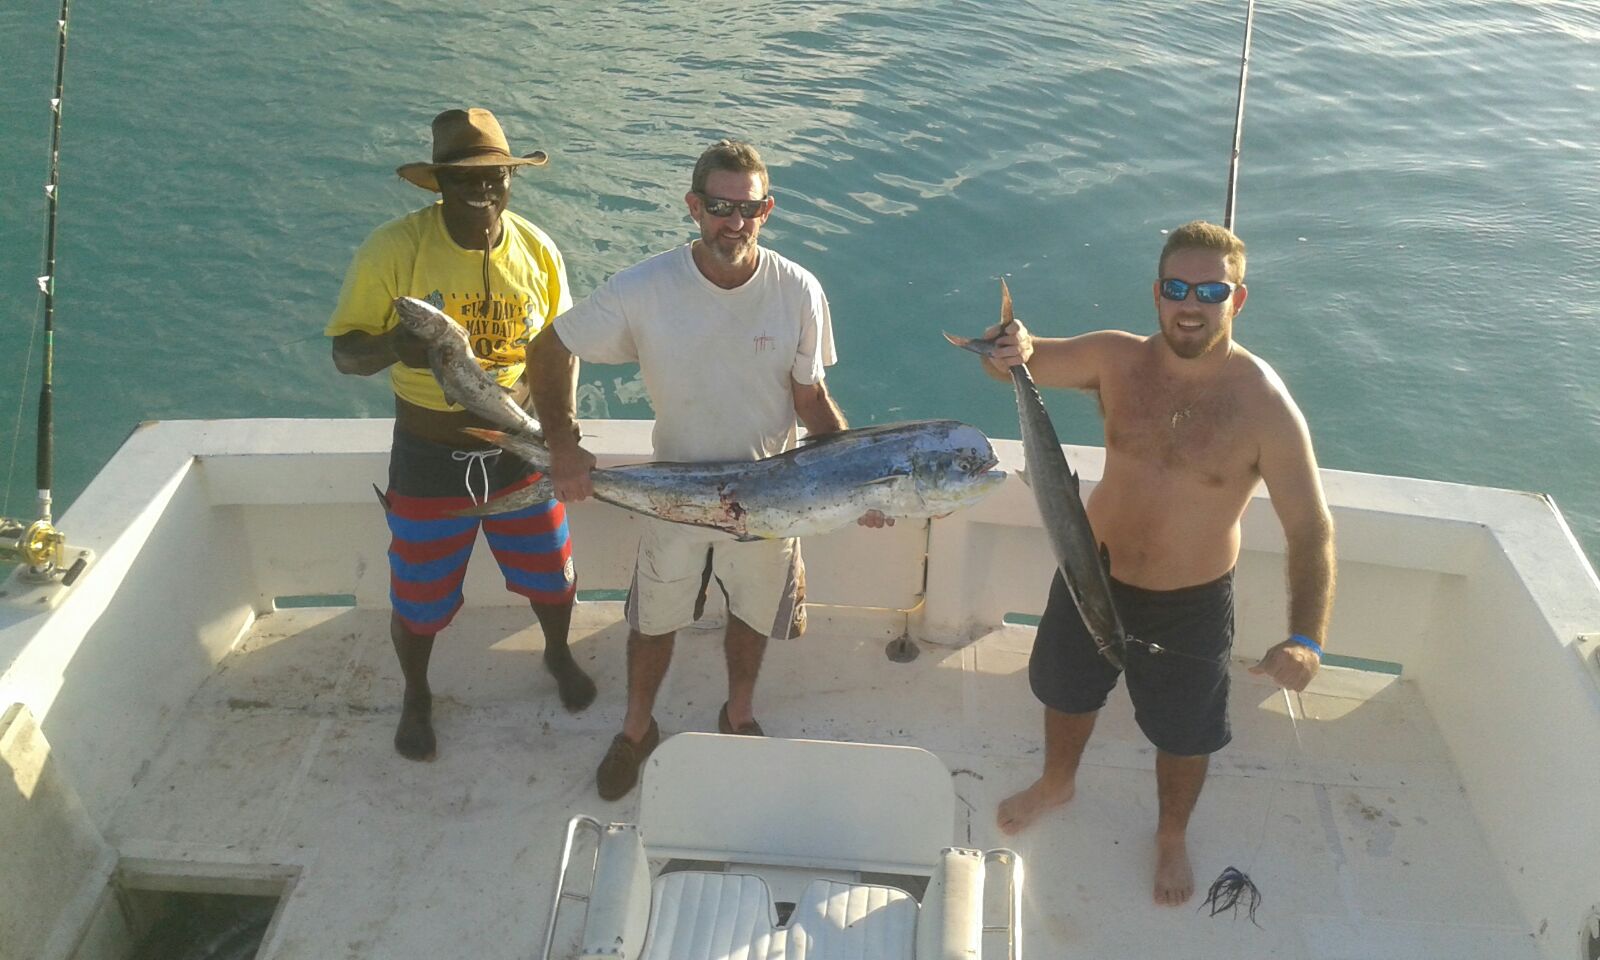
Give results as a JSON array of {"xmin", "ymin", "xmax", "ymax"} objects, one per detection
[
  {"xmin": 3, "ymin": 0, "xmax": 72, "ymax": 520},
  {"xmin": 1124, "ymin": 635, "xmax": 1228, "ymax": 665},
  {"xmin": 2, "ymin": 332, "xmax": 40, "ymax": 520}
]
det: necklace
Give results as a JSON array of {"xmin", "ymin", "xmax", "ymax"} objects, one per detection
[{"xmin": 1167, "ymin": 344, "xmax": 1234, "ymax": 430}]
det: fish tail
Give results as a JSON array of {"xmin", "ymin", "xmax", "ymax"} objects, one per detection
[{"xmin": 943, "ymin": 330, "xmax": 997, "ymax": 357}]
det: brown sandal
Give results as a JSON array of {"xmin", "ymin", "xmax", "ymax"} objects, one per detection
[
  {"xmin": 596, "ymin": 718, "xmax": 660, "ymax": 800},
  {"xmin": 717, "ymin": 701, "xmax": 765, "ymax": 737}
]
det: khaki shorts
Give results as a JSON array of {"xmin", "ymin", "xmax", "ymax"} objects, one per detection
[{"xmin": 625, "ymin": 518, "xmax": 806, "ymax": 640}]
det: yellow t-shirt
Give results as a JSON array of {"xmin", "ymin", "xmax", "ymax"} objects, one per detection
[{"xmin": 325, "ymin": 203, "xmax": 572, "ymax": 410}]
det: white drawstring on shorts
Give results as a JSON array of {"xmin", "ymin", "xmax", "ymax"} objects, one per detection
[{"xmin": 451, "ymin": 448, "xmax": 502, "ymax": 506}]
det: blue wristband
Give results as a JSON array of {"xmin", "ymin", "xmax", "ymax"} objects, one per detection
[{"xmin": 1287, "ymin": 633, "xmax": 1322, "ymax": 659}]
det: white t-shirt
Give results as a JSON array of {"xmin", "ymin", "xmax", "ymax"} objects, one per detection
[{"xmin": 555, "ymin": 244, "xmax": 837, "ymax": 462}]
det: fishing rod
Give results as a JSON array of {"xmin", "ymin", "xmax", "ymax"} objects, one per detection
[
  {"xmin": 1199, "ymin": 6, "xmax": 1302, "ymax": 921},
  {"xmin": 1118, "ymin": 0, "xmax": 1265, "ymax": 672},
  {"xmin": 1220, "ymin": 0, "xmax": 1313, "ymax": 734},
  {"xmin": 1, "ymin": 0, "xmax": 88, "ymax": 587},
  {"xmin": 1218, "ymin": 0, "xmax": 1313, "ymax": 747},
  {"xmin": 1222, "ymin": 0, "xmax": 1256, "ymax": 231}
]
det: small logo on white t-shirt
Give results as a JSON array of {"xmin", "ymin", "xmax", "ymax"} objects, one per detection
[{"xmin": 754, "ymin": 335, "xmax": 775, "ymax": 353}]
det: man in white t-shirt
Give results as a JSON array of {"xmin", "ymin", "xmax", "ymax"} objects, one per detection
[{"xmin": 528, "ymin": 139, "xmax": 886, "ymax": 800}]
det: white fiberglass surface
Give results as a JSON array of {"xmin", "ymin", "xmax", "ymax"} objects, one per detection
[{"xmin": 105, "ymin": 604, "xmax": 1537, "ymax": 960}]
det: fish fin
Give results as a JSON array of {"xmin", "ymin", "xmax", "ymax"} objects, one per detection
[
  {"xmin": 372, "ymin": 484, "xmax": 391, "ymax": 512},
  {"xmin": 1000, "ymin": 277, "xmax": 1014, "ymax": 329},
  {"xmin": 449, "ymin": 478, "xmax": 553, "ymax": 518},
  {"xmin": 1017, "ymin": 464, "xmax": 1032, "ymax": 489},
  {"xmin": 692, "ymin": 548, "xmax": 713, "ymax": 621},
  {"xmin": 794, "ymin": 429, "xmax": 855, "ymax": 449},
  {"xmin": 1099, "ymin": 543, "xmax": 1112, "ymax": 575},
  {"xmin": 460, "ymin": 426, "xmax": 507, "ymax": 445}
]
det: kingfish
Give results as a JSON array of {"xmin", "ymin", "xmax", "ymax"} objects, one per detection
[
  {"xmin": 455, "ymin": 420, "xmax": 1008, "ymax": 540},
  {"xmin": 945, "ymin": 280, "xmax": 1129, "ymax": 668},
  {"xmin": 391, "ymin": 296, "xmax": 544, "ymax": 438}
]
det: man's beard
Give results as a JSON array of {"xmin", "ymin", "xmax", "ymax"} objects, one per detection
[
  {"xmin": 1162, "ymin": 316, "xmax": 1227, "ymax": 360},
  {"xmin": 704, "ymin": 230, "xmax": 757, "ymax": 265}
]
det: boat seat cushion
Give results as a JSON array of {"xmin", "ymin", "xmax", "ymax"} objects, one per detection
[
  {"xmin": 622, "ymin": 850, "xmax": 985, "ymax": 960},
  {"xmin": 635, "ymin": 872, "xmax": 922, "ymax": 960},
  {"xmin": 640, "ymin": 871, "xmax": 780, "ymax": 960},
  {"xmin": 786, "ymin": 878, "xmax": 916, "ymax": 960}
]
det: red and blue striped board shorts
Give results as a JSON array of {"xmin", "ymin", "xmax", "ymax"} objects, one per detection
[{"xmin": 384, "ymin": 428, "xmax": 575, "ymax": 635}]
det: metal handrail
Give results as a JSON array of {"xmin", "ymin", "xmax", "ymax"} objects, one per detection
[
  {"xmin": 983, "ymin": 847, "xmax": 1025, "ymax": 960},
  {"xmin": 538, "ymin": 814, "xmax": 603, "ymax": 960}
]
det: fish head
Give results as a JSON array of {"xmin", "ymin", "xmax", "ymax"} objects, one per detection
[
  {"xmin": 909, "ymin": 422, "xmax": 1007, "ymax": 512},
  {"xmin": 393, "ymin": 296, "xmax": 470, "ymax": 348}
]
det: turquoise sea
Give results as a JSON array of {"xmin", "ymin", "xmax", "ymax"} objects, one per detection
[{"xmin": 2, "ymin": 1, "xmax": 1597, "ymax": 566}]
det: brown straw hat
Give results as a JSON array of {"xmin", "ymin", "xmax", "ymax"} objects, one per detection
[{"xmin": 395, "ymin": 108, "xmax": 549, "ymax": 192}]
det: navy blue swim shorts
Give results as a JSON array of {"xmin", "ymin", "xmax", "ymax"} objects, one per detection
[{"xmin": 1029, "ymin": 568, "xmax": 1235, "ymax": 756}]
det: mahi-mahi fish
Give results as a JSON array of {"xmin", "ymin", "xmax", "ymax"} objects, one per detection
[
  {"xmin": 455, "ymin": 420, "xmax": 1008, "ymax": 540},
  {"xmin": 945, "ymin": 280, "xmax": 1129, "ymax": 668},
  {"xmin": 391, "ymin": 296, "xmax": 544, "ymax": 438}
]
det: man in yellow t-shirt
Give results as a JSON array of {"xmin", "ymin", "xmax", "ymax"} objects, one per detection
[{"xmin": 326, "ymin": 108, "xmax": 594, "ymax": 762}]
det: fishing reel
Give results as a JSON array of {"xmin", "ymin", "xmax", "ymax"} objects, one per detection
[{"xmin": 1, "ymin": 515, "xmax": 86, "ymax": 585}]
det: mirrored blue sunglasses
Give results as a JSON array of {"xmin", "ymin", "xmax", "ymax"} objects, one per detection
[{"xmin": 1160, "ymin": 278, "xmax": 1239, "ymax": 304}]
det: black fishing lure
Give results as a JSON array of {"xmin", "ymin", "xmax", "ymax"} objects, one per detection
[{"xmin": 1200, "ymin": 866, "xmax": 1262, "ymax": 927}]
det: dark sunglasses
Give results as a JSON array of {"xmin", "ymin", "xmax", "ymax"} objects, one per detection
[
  {"xmin": 1160, "ymin": 278, "xmax": 1239, "ymax": 304},
  {"xmin": 438, "ymin": 166, "xmax": 512, "ymax": 186},
  {"xmin": 697, "ymin": 193, "xmax": 770, "ymax": 218}
]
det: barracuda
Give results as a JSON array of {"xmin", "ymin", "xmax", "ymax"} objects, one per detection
[
  {"xmin": 391, "ymin": 296, "xmax": 545, "ymax": 438},
  {"xmin": 454, "ymin": 420, "xmax": 1007, "ymax": 541},
  {"xmin": 945, "ymin": 280, "xmax": 1129, "ymax": 669}
]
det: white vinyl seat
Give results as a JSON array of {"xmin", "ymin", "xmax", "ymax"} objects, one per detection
[
  {"xmin": 580, "ymin": 839, "xmax": 976, "ymax": 960},
  {"xmin": 640, "ymin": 872, "xmax": 780, "ymax": 960},
  {"xmin": 548, "ymin": 735, "xmax": 1020, "ymax": 960},
  {"xmin": 785, "ymin": 878, "xmax": 917, "ymax": 960}
]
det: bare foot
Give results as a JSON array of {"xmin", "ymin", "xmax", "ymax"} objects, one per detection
[
  {"xmin": 1153, "ymin": 834, "xmax": 1194, "ymax": 905},
  {"xmin": 544, "ymin": 650, "xmax": 597, "ymax": 712},
  {"xmin": 996, "ymin": 776, "xmax": 1075, "ymax": 835},
  {"xmin": 395, "ymin": 690, "xmax": 436, "ymax": 761}
]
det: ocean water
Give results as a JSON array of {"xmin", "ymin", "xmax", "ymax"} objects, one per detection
[{"xmin": 1, "ymin": 0, "xmax": 1597, "ymax": 566}]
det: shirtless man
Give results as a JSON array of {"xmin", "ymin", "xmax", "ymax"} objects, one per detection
[{"xmin": 980, "ymin": 221, "xmax": 1335, "ymax": 905}]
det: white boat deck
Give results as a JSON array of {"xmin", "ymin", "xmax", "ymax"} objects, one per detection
[
  {"xmin": 105, "ymin": 601, "xmax": 1539, "ymax": 960},
  {"xmin": 5, "ymin": 420, "xmax": 1596, "ymax": 960}
]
